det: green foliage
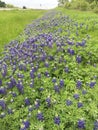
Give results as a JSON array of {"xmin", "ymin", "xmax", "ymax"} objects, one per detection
[
  {"xmin": 0, "ymin": 9, "xmax": 46, "ymax": 53},
  {"xmin": 6, "ymin": 4, "xmax": 15, "ymax": 8},
  {"xmin": 68, "ymin": 0, "xmax": 89, "ymax": 10},
  {"xmin": 0, "ymin": 0, "xmax": 6, "ymax": 7},
  {"xmin": 93, "ymin": 6, "xmax": 98, "ymax": 13},
  {"xmin": 64, "ymin": 2, "xmax": 71, "ymax": 8},
  {"xmin": 59, "ymin": 0, "xmax": 98, "ymax": 12}
]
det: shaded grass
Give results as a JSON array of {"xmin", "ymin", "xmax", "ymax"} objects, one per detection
[{"xmin": 0, "ymin": 9, "xmax": 47, "ymax": 52}]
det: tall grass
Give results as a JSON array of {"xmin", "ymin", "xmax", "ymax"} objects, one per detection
[{"xmin": 0, "ymin": 9, "xmax": 46, "ymax": 52}]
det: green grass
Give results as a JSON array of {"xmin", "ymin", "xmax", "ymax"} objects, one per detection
[
  {"xmin": 0, "ymin": 9, "xmax": 47, "ymax": 52},
  {"xmin": 57, "ymin": 7, "xmax": 98, "ymax": 46}
]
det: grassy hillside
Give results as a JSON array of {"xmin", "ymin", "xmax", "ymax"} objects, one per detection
[{"xmin": 0, "ymin": 9, "xmax": 46, "ymax": 52}]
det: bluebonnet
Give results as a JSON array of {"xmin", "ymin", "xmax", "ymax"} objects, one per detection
[
  {"xmin": 76, "ymin": 80, "xmax": 82, "ymax": 89},
  {"xmin": 78, "ymin": 102, "xmax": 83, "ymax": 108},
  {"xmin": 20, "ymin": 124, "xmax": 26, "ymax": 130},
  {"xmin": 0, "ymin": 99, "xmax": 6, "ymax": 110},
  {"xmin": 46, "ymin": 96, "xmax": 51, "ymax": 107},
  {"xmin": 54, "ymin": 115, "xmax": 60, "ymax": 125},
  {"xmin": 45, "ymin": 62, "xmax": 49, "ymax": 67},
  {"xmin": 54, "ymin": 83, "xmax": 60, "ymax": 93},
  {"xmin": 90, "ymin": 81, "xmax": 96, "ymax": 88},
  {"xmin": 10, "ymin": 77, "xmax": 16, "ymax": 86},
  {"xmin": 28, "ymin": 105, "xmax": 33, "ymax": 112},
  {"xmin": 16, "ymin": 82, "xmax": 24, "ymax": 94},
  {"xmin": 8, "ymin": 108, "xmax": 13, "ymax": 114},
  {"xmin": 60, "ymin": 79, "xmax": 64, "ymax": 87},
  {"xmin": 23, "ymin": 120, "xmax": 30, "ymax": 128},
  {"xmin": 64, "ymin": 67, "xmax": 69, "ymax": 73},
  {"xmin": 30, "ymin": 70, "xmax": 35, "ymax": 79},
  {"xmin": 76, "ymin": 56, "xmax": 82, "ymax": 63},
  {"xmin": 37, "ymin": 111, "xmax": 44, "ymax": 121},
  {"xmin": 73, "ymin": 93, "xmax": 79, "ymax": 99},
  {"xmin": 0, "ymin": 87, "xmax": 6, "ymax": 95},
  {"xmin": 24, "ymin": 98, "xmax": 30, "ymax": 106},
  {"xmin": 82, "ymin": 90, "xmax": 87, "ymax": 95},
  {"xmin": 35, "ymin": 101, "xmax": 40, "ymax": 109},
  {"xmin": 77, "ymin": 119, "xmax": 85, "ymax": 129},
  {"xmin": 52, "ymin": 77, "xmax": 56, "ymax": 83},
  {"xmin": 94, "ymin": 120, "xmax": 98, "ymax": 130},
  {"xmin": 66, "ymin": 99, "xmax": 72, "ymax": 106},
  {"xmin": 12, "ymin": 92, "xmax": 17, "ymax": 97},
  {"xmin": 0, "ymin": 79, "xmax": 2, "ymax": 86},
  {"xmin": 37, "ymin": 73, "xmax": 41, "ymax": 78}
]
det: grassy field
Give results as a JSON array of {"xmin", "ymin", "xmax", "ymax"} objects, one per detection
[
  {"xmin": 0, "ymin": 9, "xmax": 46, "ymax": 52},
  {"xmin": 57, "ymin": 8, "xmax": 98, "ymax": 44}
]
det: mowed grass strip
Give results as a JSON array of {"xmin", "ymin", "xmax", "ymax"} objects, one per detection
[{"xmin": 0, "ymin": 9, "xmax": 47, "ymax": 52}]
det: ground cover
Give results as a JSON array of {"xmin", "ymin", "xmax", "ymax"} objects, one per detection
[{"xmin": 0, "ymin": 8, "xmax": 98, "ymax": 130}]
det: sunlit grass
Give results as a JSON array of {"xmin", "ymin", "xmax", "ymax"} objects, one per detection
[{"xmin": 0, "ymin": 9, "xmax": 47, "ymax": 52}]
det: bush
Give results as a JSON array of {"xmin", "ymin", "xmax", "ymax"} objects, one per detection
[
  {"xmin": 93, "ymin": 7, "xmax": 98, "ymax": 13},
  {"xmin": 80, "ymin": 0, "xmax": 89, "ymax": 11},
  {"xmin": 90, "ymin": 1, "xmax": 97, "ymax": 9},
  {"xmin": 64, "ymin": 2, "xmax": 71, "ymax": 9},
  {"xmin": 23, "ymin": 6, "xmax": 27, "ymax": 9},
  {"xmin": 6, "ymin": 4, "xmax": 15, "ymax": 8},
  {"xmin": 68, "ymin": 0, "xmax": 89, "ymax": 11}
]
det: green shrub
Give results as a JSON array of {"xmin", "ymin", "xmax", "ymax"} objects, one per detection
[
  {"xmin": 93, "ymin": 7, "xmax": 98, "ymax": 13},
  {"xmin": 80, "ymin": 0, "xmax": 89, "ymax": 11},
  {"xmin": 69, "ymin": 0, "xmax": 89, "ymax": 11},
  {"xmin": 90, "ymin": 1, "xmax": 97, "ymax": 9},
  {"xmin": 64, "ymin": 2, "xmax": 71, "ymax": 9}
]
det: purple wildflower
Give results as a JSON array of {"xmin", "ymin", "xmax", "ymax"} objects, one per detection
[
  {"xmin": 77, "ymin": 119, "xmax": 85, "ymax": 129},
  {"xmin": 54, "ymin": 84, "xmax": 60, "ymax": 93},
  {"xmin": 76, "ymin": 56, "xmax": 82, "ymax": 63},
  {"xmin": 16, "ymin": 82, "xmax": 24, "ymax": 94},
  {"xmin": 52, "ymin": 77, "xmax": 56, "ymax": 83},
  {"xmin": 0, "ymin": 99, "xmax": 6, "ymax": 110},
  {"xmin": 90, "ymin": 81, "xmax": 96, "ymax": 88},
  {"xmin": 20, "ymin": 125, "xmax": 26, "ymax": 130},
  {"xmin": 45, "ymin": 62, "xmax": 49, "ymax": 68},
  {"xmin": 37, "ymin": 111, "xmax": 44, "ymax": 121},
  {"xmin": 0, "ymin": 79, "xmax": 2, "ymax": 86},
  {"xmin": 0, "ymin": 87, "xmax": 6, "ymax": 95},
  {"xmin": 46, "ymin": 96, "xmax": 51, "ymax": 107},
  {"xmin": 82, "ymin": 90, "xmax": 87, "ymax": 95},
  {"xmin": 39, "ymin": 87, "xmax": 44, "ymax": 91},
  {"xmin": 78, "ymin": 102, "xmax": 83, "ymax": 108},
  {"xmin": 94, "ymin": 120, "xmax": 98, "ymax": 130},
  {"xmin": 8, "ymin": 108, "xmax": 13, "ymax": 114},
  {"xmin": 76, "ymin": 80, "xmax": 82, "ymax": 89},
  {"xmin": 66, "ymin": 99, "xmax": 72, "ymax": 106},
  {"xmin": 10, "ymin": 77, "xmax": 16, "ymax": 86},
  {"xmin": 24, "ymin": 97, "xmax": 30, "ymax": 106},
  {"xmin": 73, "ymin": 93, "xmax": 79, "ymax": 99},
  {"xmin": 54, "ymin": 115, "xmax": 60, "ymax": 125},
  {"xmin": 60, "ymin": 79, "xmax": 64, "ymax": 87},
  {"xmin": 28, "ymin": 105, "xmax": 33, "ymax": 112},
  {"xmin": 38, "ymin": 73, "xmax": 41, "ymax": 78},
  {"xmin": 35, "ymin": 100, "xmax": 40, "ymax": 109},
  {"xmin": 64, "ymin": 67, "xmax": 69, "ymax": 73},
  {"xmin": 30, "ymin": 70, "xmax": 35, "ymax": 79},
  {"xmin": 23, "ymin": 120, "xmax": 30, "ymax": 128}
]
